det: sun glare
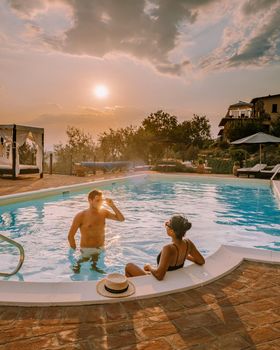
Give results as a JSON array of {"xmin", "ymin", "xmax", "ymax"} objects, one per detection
[{"xmin": 93, "ymin": 84, "xmax": 109, "ymax": 99}]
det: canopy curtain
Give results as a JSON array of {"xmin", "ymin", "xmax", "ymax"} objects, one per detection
[
  {"xmin": 31, "ymin": 132, "xmax": 43, "ymax": 173},
  {"xmin": 0, "ymin": 128, "xmax": 13, "ymax": 165},
  {"xmin": 15, "ymin": 130, "xmax": 29, "ymax": 176}
]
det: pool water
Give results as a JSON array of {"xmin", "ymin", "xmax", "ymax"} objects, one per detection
[{"xmin": 1, "ymin": 175, "xmax": 280, "ymax": 282}]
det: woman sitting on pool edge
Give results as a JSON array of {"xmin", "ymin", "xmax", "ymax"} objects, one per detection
[{"xmin": 125, "ymin": 215, "xmax": 205, "ymax": 280}]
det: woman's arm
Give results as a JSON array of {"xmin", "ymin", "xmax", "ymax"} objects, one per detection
[
  {"xmin": 186, "ymin": 239, "xmax": 205, "ymax": 265},
  {"xmin": 145, "ymin": 245, "xmax": 172, "ymax": 280}
]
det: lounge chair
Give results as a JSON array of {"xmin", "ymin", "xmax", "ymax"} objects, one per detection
[
  {"xmin": 237, "ymin": 163, "xmax": 267, "ymax": 178},
  {"xmin": 259, "ymin": 164, "xmax": 280, "ymax": 179}
]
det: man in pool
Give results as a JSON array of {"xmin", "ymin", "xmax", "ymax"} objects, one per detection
[{"xmin": 68, "ymin": 189, "xmax": 125, "ymax": 272}]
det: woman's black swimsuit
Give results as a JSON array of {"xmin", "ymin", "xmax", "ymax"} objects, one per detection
[{"xmin": 157, "ymin": 239, "xmax": 190, "ymax": 271}]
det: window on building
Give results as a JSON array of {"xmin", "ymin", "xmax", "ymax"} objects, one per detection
[{"xmin": 272, "ymin": 104, "xmax": 278, "ymax": 113}]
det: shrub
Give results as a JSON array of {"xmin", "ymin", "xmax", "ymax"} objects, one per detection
[{"xmin": 208, "ymin": 158, "xmax": 234, "ymax": 174}]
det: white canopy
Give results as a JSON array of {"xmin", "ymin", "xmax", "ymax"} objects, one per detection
[{"xmin": 0, "ymin": 124, "xmax": 44, "ymax": 178}]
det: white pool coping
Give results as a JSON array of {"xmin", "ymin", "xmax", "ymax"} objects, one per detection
[
  {"xmin": 0, "ymin": 175, "xmax": 279, "ymax": 306},
  {"xmin": 0, "ymin": 245, "xmax": 279, "ymax": 306},
  {"xmin": 0, "ymin": 174, "xmax": 147, "ymax": 206}
]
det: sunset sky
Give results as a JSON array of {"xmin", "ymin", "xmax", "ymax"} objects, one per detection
[{"xmin": 1, "ymin": 0, "xmax": 280, "ymax": 149}]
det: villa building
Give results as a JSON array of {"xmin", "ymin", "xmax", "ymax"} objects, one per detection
[{"xmin": 218, "ymin": 93, "xmax": 280, "ymax": 141}]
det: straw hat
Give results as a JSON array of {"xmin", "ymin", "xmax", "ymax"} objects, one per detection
[{"xmin": 96, "ymin": 273, "xmax": 135, "ymax": 298}]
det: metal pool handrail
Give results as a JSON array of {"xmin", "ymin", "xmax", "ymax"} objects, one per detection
[{"xmin": 0, "ymin": 234, "xmax": 25, "ymax": 277}]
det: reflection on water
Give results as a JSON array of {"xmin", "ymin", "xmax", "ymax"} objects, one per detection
[{"xmin": 0, "ymin": 176, "xmax": 280, "ymax": 281}]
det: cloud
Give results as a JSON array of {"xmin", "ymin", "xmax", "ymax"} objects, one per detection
[
  {"xmin": 199, "ymin": 0, "xmax": 280, "ymax": 71},
  {"xmin": 4, "ymin": 0, "xmax": 280, "ymax": 75},
  {"xmin": 241, "ymin": 0, "xmax": 279, "ymax": 15},
  {"xmin": 229, "ymin": 7, "xmax": 280, "ymax": 66},
  {"xmin": 6, "ymin": 0, "xmax": 217, "ymax": 76}
]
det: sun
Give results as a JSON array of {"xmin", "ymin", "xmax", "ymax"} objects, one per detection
[{"xmin": 93, "ymin": 84, "xmax": 109, "ymax": 99}]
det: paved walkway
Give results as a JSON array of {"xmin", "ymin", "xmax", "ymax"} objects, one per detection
[
  {"xmin": 0, "ymin": 172, "xmax": 139, "ymax": 196},
  {"xmin": 0, "ymin": 261, "xmax": 279, "ymax": 350}
]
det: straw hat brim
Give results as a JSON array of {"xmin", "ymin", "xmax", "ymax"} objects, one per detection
[{"xmin": 96, "ymin": 278, "xmax": 135, "ymax": 298}]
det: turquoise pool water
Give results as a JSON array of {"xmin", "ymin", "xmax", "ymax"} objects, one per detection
[{"xmin": 1, "ymin": 175, "xmax": 280, "ymax": 282}]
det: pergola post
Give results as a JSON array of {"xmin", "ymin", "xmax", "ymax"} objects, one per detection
[
  {"xmin": 40, "ymin": 132, "xmax": 44, "ymax": 178},
  {"xmin": 12, "ymin": 124, "xmax": 16, "ymax": 180}
]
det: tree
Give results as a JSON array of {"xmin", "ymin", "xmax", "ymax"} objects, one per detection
[
  {"xmin": 224, "ymin": 119, "xmax": 263, "ymax": 142},
  {"xmin": 142, "ymin": 110, "xmax": 178, "ymax": 142},
  {"xmin": 271, "ymin": 116, "xmax": 280, "ymax": 137},
  {"xmin": 53, "ymin": 126, "xmax": 95, "ymax": 174},
  {"xmin": 141, "ymin": 110, "xmax": 179, "ymax": 163},
  {"xmin": 173, "ymin": 115, "xmax": 211, "ymax": 160}
]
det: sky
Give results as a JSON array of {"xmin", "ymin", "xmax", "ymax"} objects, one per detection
[{"xmin": 1, "ymin": 0, "xmax": 280, "ymax": 150}]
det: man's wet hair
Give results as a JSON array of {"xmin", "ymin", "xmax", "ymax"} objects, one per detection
[
  {"xmin": 88, "ymin": 190, "xmax": 102, "ymax": 201},
  {"xmin": 170, "ymin": 215, "xmax": 192, "ymax": 239}
]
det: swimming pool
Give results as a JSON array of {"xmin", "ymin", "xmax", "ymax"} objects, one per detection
[{"xmin": 1, "ymin": 174, "xmax": 280, "ymax": 282}]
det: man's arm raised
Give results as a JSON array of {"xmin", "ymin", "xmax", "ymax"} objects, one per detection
[
  {"xmin": 104, "ymin": 198, "xmax": 125, "ymax": 222},
  {"xmin": 68, "ymin": 213, "xmax": 82, "ymax": 249}
]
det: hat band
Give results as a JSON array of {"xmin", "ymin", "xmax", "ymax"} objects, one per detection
[{"xmin": 104, "ymin": 284, "xmax": 129, "ymax": 294}]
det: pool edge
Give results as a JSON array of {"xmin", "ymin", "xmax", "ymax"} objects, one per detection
[{"xmin": 0, "ymin": 245, "xmax": 279, "ymax": 306}]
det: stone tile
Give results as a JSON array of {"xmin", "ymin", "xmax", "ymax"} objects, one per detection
[
  {"xmin": 157, "ymin": 295, "xmax": 183, "ymax": 312},
  {"xmin": 0, "ymin": 308, "xmax": 19, "ymax": 327},
  {"xmin": 241, "ymin": 311, "xmax": 280, "ymax": 328},
  {"xmin": 40, "ymin": 307, "xmax": 65, "ymax": 325},
  {"xmin": 253, "ymin": 341, "xmax": 280, "ymax": 350},
  {"xmin": 218, "ymin": 293, "xmax": 254, "ymax": 307},
  {"xmin": 185, "ymin": 304, "xmax": 218, "ymax": 316},
  {"xmin": 170, "ymin": 327, "xmax": 214, "ymax": 347},
  {"xmin": 90, "ymin": 330, "xmax": 138, "ymax": 350},
  {"xmin": 0, "ymin": 326, "xmax": 30, "ymax": 345},
  {"xmin": 195, "ymin": 285, "xmax": 227, "ymax": 300},
  {"xmin": 170, "ymin": 291, "xmax": 204, "ymax": 309},
  {"xmin": 173, "ymin": 311, "xmax": 221, "ymax": 332},
  {"xmin": 205, "ymin": 318, "xmax": 245, "ymax": 337},
  {"xmin": 272, "ymin": 307, "xmax": 280, "ymax": 316},
  {"xmin": 269, "ymin": 296, "xmax": 280, "ymax": 307},
  {"xmin": 148, "ymin": 310, "xmax": 182, "ymax": 323},
  {"xmin": 0, "ymin": 261, "xmax": 279, "ymax": 350},
  {"xmin": 243, "ymin": 299, "xmax": 277, "ymax": 313},
  {"xmin": 244, "ymin": 325, "xmax": 280, "ymax": 344},
  {"xmin": 122, "ymin": 300, "xmax": 145, "ymax": 317},
  {"xmin": 139, "ymin": 297, "xmax": 161, "ymax": 308},
  {"xmin": 103, "ymin": 303, "xmax": 128, "ymax": 322},
  {"xmin": 142, "ymin": 306, "xmax": 165, "ymax": 317},
  {"xmin": 57, "ymin": 324, "xmax": 105, "ymax": 345},
  {"xmin": 84, "ymin": 304, "xmax": 106, "ymax": 323},
  {"xmin": 62, "ymin": 306, "xmax": 88, "ymax": 324},
  {"xmin": 2, "ymin": 335, "xmax": 59, "ymax": 350},
  {"xmin": 135, "ymin": 338, "xmax": 173, "ymax": 350},
  {"xmin": 105, "ymin": 319, "xmax": 148, "ymax": 334},
  {"xmin": 164, "ymin": 333, "xmax": 189, "ymax": 350},
  {"xmin": 135, "ymin": 321, "xmax": 177, "ymax": 340},
  {"xmin": 31, "ymin": 324, "xmax": 76, "ymax": 338},
  {"xmin": 195, "ymin": 332, "xmax": 251, "ymax": 350}
]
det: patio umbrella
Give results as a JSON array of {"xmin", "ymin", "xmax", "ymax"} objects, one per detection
[{"xmin": 231, "ymin": 132, "xmax": 280, "ymax": 164}]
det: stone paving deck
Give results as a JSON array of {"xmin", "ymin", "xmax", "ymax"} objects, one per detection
[
  {"xmin": 0, "ymin": 261, "xmax": 279, "ymax": 350},
  {"xmin": 0, "ymin": 173, "xmax": 136, "ymax": 197}
]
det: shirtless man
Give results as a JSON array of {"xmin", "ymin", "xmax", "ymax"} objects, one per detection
[{"xmin": 68, "ymin": 189, "xmax": 125, "ymax": 272}]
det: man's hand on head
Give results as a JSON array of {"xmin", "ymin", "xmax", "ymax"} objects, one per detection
[{"xmin": 105, "ymin": 198, "xmax": 115, "ymax": 207}]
